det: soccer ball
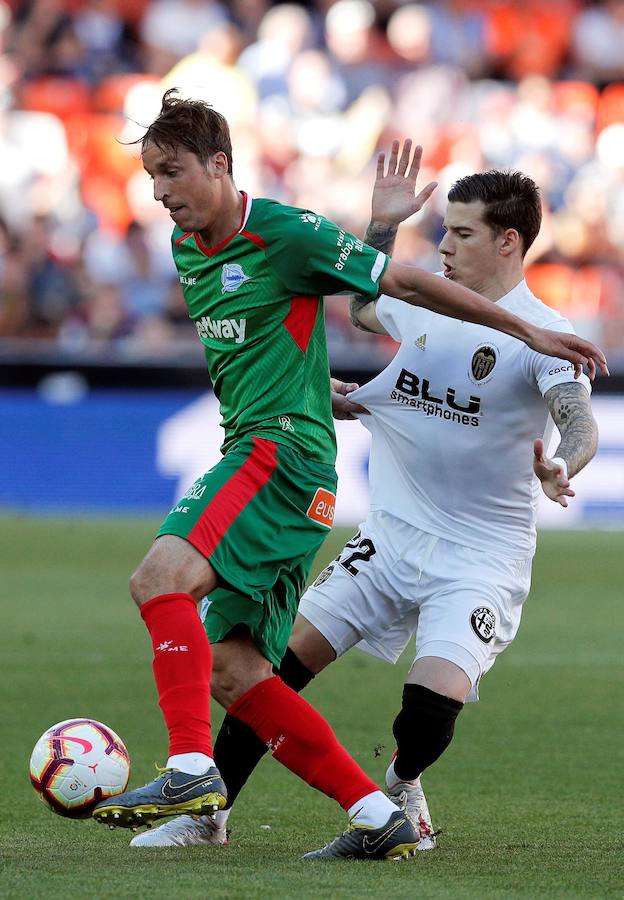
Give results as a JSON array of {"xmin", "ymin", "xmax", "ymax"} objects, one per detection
[{"xmin": 29, "ymin": 718, "xmax": 130, "ymax": 818}]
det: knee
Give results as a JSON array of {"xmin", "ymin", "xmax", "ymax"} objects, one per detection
[
  {"xmin": 129, "ymin": 561, "xmax": 153, "ymax": 608},
  {"xmin": 128, "ymin": 555, "xmax": 182, "ymax": 607},
  {"xmin": 128, "ymin": 537, "xmax": 217, "ymax": 608}
]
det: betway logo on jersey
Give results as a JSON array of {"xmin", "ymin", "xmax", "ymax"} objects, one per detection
[
  {"xmin": 195, "ymin": 316, "xmax": 247, "ymax": 343},
  {"xmin": 391, "ymin": 368, "xmax": 482, "ymax": 427}
]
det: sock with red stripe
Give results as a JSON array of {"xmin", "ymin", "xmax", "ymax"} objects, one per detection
[
  {"xmin": 228, "ymin": 675, "xmax": 393, "ymax": 819},
  {"xmin": 140, "ymin": 592, "xmax": 213, "ymax": 758}
]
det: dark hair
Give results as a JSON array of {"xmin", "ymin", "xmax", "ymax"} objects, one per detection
[
  {"xmin": 140, "ymin": 88, "xmax": 234, "ymax": 177},
  {"xmin": 447, "ymin": 170, "xmax": 541, "ymax": 256}
]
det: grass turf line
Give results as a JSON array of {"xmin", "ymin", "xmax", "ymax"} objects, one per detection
[{"xmin": 1, "ymin": 516, "xmax": 623, "ymax": 898}]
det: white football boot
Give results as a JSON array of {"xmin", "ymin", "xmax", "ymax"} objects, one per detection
[
  {"xmin": 386, "ymin": 762, "xmax": 436, "ymax": 850},
  {"xmin": 129, "ymin": 814, "xmax": 228, "ymax": 847}
]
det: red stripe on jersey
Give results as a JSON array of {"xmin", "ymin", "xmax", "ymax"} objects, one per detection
[
  {"xmin": 193, "ymin": 192, "xmax": 251, "ymax": 257},
  {"xmin": 283, "ymin": 296, "xmax": 319, "ymax": 353},
  {"xmin": 241, "ymin": 230, "xmax": 267, "ymax": 250},
  {"xmin": 175, "ymin": 232, "xmax": 193, "ymax": 246},
  {"xmin": 187, "ymin": 437, "xmax": 278, "ymax": 557}
]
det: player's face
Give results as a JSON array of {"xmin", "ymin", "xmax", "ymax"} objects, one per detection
[
  {"xmin": 439, "ymin": 201, "xmax": 504, "ymax": 293},
  {"xmin": 142, "ymin": 142, "xmax": 227, "ymax": 231}
]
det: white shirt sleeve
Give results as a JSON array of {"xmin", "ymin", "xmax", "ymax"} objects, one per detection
[
  {"xmin": 521, "ymin": 316, "xmax": 592, "ymax": 397},
  {"xmin": 376, "ymin": 293, "xmax": 432, "ymax": 342}
]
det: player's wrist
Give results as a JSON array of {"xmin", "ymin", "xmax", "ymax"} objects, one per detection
[
  {"xmin": 551, "ymin": 457, "xmax": 569, "ymax": 479},
  {"xmin": 368, "ymin": 219, "xmax": 399, "ymax": 233}
]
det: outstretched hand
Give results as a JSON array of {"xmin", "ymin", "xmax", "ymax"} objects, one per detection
[
  {"xmin": 527, "ymin": 328, "xmax": 609, "ymax": 381},
  {"xmin": 330, "ymin": 378, "xmax": 369, "ymax": 420},
  {"xmin": 372, "ymin": 139, "xmax": 437, "ymax": 226},
  {"xmin": 533, "ymin": 439, "xmax": 575, "ymax": 507}
]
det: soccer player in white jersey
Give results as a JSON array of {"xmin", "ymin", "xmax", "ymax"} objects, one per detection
[{"xmin": 132, "ymin": 143, "xmax": 600, "ymax": 855}]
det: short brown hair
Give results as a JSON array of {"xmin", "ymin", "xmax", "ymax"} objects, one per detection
[
  {"xmin": 141, "ymin": 88, "xmax": 234, "ymax": 177},
  {"xmin": 448, "ymin": 170, "xmax": 541, "ymax": 256}
]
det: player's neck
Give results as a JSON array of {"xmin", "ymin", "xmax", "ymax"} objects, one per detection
[
  {"xmin": 197, "ymin": 185, "xmax": 245, "ymax": 249},
  {"xmin": 476, "ymin": 268, "xmax": 525, "ymax": 302}
]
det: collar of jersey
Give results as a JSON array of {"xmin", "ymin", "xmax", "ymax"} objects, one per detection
[{"xmin": 193, "ymin": 191, "xmax": 252, "ymax": 257}]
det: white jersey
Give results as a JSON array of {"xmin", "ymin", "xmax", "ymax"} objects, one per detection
[{"xmin": 349, "ymin": 278, "xmax": 591, "ymax": 559}]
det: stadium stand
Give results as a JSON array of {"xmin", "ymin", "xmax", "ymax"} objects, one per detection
[{"xmin": 0, "ymin": 0, "xmax": 624, "ymax": 373}]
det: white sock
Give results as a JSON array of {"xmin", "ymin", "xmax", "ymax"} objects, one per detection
[
  {"xmin": 214, "ymin": 808, "xmax": 230, "ymax": 828},
  {"xmin": 385, "ymin": 759, "xmax": 419, "ymax": 791},
  {"xmin": 348, "ymin": 790, "xmax": 397, "ymax": 828},
  {"xmin": 166, "ymin": 752, "xmax": 215, "ymax": 775}
]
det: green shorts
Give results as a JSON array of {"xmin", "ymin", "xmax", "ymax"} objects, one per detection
[{"xmin": 157, "ymin": 435, "xmax": 337, "ymax": 666}]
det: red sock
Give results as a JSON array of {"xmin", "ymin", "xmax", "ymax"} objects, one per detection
[
  {"xmin": 140, "ymin": 593, "xmax": 213, "ymax": 757},
  {"xmin": 228, "ymin": 675, "xmax": 377, "ymax": 810}
]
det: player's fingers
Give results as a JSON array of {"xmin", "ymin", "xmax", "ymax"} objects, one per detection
[
  {"xmin": 533, "ymin": 438, "xmax": 544, "ymax": 461},
  {"xmin": 558, "ymin": 496, "xmax": 569, "ymax": 508},
  {"xmin": 414, "ymin": 181, "xmax": 437, "ymax": 208},
  {"xmin": 376, "ymin": 152, "xmax": 385, "ymax": 180},
  {"xmin": 588, "ymin": 345, "xmax": 609, "ymax": 376},
  {"xmin": 581, "ymin": 343, "xmax": 608, "ymax": 377},
  {"xmin": 388, "ymin": 140, "xmax": 400, "ymax": 174},
  {"xmin": 344, "ymin": 400, "xmax": 369, "ymax": 416},
  {"xmin": 397, "ymin": 138, "xmax": 413, "ymax": 176},
  {"xmin": 407, "ymin": 144, "xmax": 423, "ymax": 179},
  {"xmin": 347, "ymin": 398, "xmax": 369, "ymax": 412},
  {"xmin": 343, "ymin": 382, "xmax": 360, "ymax": 393}
]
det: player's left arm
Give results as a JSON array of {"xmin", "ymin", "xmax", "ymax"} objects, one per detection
[
  {"xmin": 350, "ymin": 140, "xmax": 437, "ymax": 335},
  {"xmin": 533, "ymin": 382, "xmax": 599, "ymax": 507}
]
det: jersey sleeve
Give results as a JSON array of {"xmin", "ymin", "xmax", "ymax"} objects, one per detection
[
  {"xmin": 521, "ymin": 317, "xmax": 592, "ymax": 397},
  {"xmin": 375, "ymin": 272, "xmax": 446, "ymax": 340},
  {"xmin": 264, "ymin": 208, "xmax": 388, "ymax": 299}
]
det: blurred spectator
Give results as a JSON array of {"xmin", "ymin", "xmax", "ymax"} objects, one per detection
[
  {"xmin": 140, "ymin": 0, "xmax": 229, "ymax": 75},
  {"xmin": 21, "ymin": 214, "xmax": 82, "ymax": 337},
  {"xmin": 324, "ymin": 0, "xmax": 392, "ymax": 105},
  {"xmin": 572, "ymin": 0, "xmax": 624, "ymax": 85},
  {"xmin": 237, "ymin": 3, "xmax": 314, "ymax": 101},
  {"xmin": 0, "ymin": 215, "xmax": 28, "ymax": 335},
  {"xmin": 163, "ymin": 20, "xmax": 256, "ymax": 126}
]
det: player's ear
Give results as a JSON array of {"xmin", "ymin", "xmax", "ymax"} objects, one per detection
[
  {"xmin": 211, "ymin": 151, "xmax": 230, "ymax": 179},
  {"xmin": 499, "ymin": 228, "xmax": 520, "ymax": 257}
]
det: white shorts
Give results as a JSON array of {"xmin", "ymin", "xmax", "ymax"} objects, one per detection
[{"xmin": 298, "ymin": 510, "xmax": 533, "ymax": 701}]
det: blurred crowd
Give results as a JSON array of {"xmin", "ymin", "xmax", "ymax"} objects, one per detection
[{"xmin": 1, "ymin": 0, "xmax": 624, "ymax": 369}]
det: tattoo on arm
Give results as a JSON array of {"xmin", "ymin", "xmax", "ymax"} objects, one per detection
[
  {"xmin": 363, "ymin": 221, "xmax": 399, "ymax": 256},
  {"xmin": 350, "ymin": 222, "xmax": 399, "ymax": 332},
  {"xmin": 545, "ymin": 383, "xmax": 598, "ymax": 477}
]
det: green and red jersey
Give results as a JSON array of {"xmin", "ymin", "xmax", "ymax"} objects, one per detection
[{"xmin": 171, "ymin": 193, "xmax": 388, "ymax": 464}]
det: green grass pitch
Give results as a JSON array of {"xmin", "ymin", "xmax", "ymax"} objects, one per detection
[{"xmin": 1, "ymin": 515, "xmax": 623, "ymax": 898}]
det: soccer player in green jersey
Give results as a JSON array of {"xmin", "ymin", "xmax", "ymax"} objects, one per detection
[{"xmin": 93, "ymin": 90, "xmax": 607, "ymax": 859}]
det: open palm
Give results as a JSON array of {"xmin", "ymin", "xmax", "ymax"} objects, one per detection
[{"xmin": 372, "ymin": 139, "xmax": 438, "ymax": 225}]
